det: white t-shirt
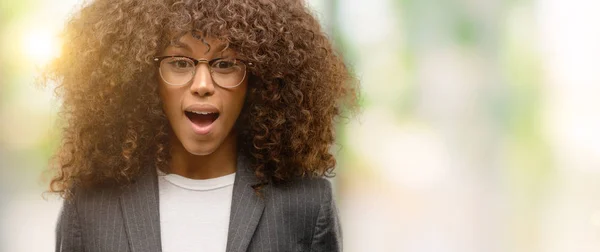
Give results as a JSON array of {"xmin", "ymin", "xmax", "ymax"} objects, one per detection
[{"xmin": 157, "ymin": 168, "xmax": 236, "ymax": 252}]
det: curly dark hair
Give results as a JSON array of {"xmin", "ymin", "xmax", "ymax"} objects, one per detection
[{"xmin": 43, "ymin": 0, "xmax": 358, "ymax": 198}]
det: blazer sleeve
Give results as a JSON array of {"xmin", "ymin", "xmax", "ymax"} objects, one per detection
[
  {"xmin": 55, "ymin": 196, "xmax": 83, "ymax": 252},
  {"xmin": 309, "ymin": 179, "xmax": 343, "ymax": 252}
]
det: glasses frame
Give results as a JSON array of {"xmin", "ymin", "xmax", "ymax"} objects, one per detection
[{"xmin": 153, "ymin": 55, "xmax": 253, "ymax": 88}]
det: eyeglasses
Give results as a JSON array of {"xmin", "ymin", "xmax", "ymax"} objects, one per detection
[{"xmin": 153, "ymin": 55, "xmax": 252, "ymax": 88}]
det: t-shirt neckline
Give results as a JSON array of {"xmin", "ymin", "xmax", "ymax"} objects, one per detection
[{"xmin": 157, "ymin": 168, "xmax": 236, "ymax": 191}]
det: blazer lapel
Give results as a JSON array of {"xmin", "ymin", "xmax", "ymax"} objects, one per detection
[
  {"xmin": 226, "ymin": 154, "xmax": 266, "ymax": 252},
  {"xmin": 119, "ymin": 167, "xmax": 162, "ymax": 252}
]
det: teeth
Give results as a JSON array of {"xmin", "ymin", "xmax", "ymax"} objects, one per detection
[{"xmin": 189, "ymin": 111, "xmax": 214, "ymax": 115}]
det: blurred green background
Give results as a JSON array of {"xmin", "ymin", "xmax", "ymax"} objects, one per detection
[{"xmin": 2, "ymin": 0, "xmax": 600, "ymax": 251}]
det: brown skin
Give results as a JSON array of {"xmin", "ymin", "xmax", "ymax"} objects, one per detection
[
  {"xmin": 158, "ymin": 34, "xmax": 247, "ymax": 179},
  {"xmin": 44, "ymin": 0, "xmax": 358, "ymax": 198}
]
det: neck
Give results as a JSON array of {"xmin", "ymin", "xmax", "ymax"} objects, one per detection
[{"xmin": 167, "ymin": 133, "xmax": 238, "ymax": 179}]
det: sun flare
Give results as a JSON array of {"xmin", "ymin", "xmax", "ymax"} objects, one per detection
[{"xmin": 22, "ymin": 29, "xmax": 61, "ymax": 66}]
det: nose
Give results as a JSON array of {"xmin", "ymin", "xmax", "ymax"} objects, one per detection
[{"xmin": 189, "ymin": 64, "xmax": 215, "ymax": 97}]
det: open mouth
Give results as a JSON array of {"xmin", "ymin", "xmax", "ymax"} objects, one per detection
[{"xmin": 185, "ymin": 111, "xmax": 220, "ymax": 128}]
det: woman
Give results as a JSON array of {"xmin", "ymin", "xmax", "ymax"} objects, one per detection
[{"xmin": 47, "ymin": 0, "xmax": 358, "ymax": 251}]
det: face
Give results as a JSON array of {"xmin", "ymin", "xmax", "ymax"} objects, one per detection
[{"xmin": 158, "ymin": 33, "xmax": 248, "ymax": 156}]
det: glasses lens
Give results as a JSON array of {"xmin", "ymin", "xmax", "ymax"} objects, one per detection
[
  {"xmin": 210, "ymin": 59, "xmax": 247, "ymax": 88},
  {"xmin": 159, "ymin": 57, "xmax": 195, "ymax": 85}
]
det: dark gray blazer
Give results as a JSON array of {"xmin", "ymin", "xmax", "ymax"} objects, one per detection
[{"xmin": 55, "ymin": 155, "xmax": 342, "ymax": 252}]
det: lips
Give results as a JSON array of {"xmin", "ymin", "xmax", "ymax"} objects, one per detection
[{"xmin": 184, "ymin": 104, "xmax": 220, "ymax": 135}]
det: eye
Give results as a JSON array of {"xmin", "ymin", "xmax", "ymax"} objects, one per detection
[
  {"xmin": 213, "ymin": 59, "xmax": 235, "ymax": 69},
  {"xmin": 165, "ymin": 58, "xmax": 194, "ymax": 70}
]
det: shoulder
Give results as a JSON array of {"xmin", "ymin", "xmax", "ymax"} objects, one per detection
[
  {"xmin": 267, "ymin": 176, "xmax": 335, "ymax": 203},
  {"xmin": 61, "ymin": 184, "xmax": 124, "ymax": 224},
  {"xmin": 263, "ymin": 176, "xmax": 342, "ymax": 251},
  {"xmin": 69, "ymin": 184, "xmax": 123, "ymax": 206},
  {"xmin": 262, "ymin": 176, "xmax": 336, "ymax": 220}
]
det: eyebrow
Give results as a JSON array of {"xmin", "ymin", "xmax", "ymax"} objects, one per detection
[{"xmin": 171, "ymin": 40, "xmax": 229, "ymax": 55}]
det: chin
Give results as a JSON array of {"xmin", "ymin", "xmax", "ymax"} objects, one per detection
[{"xmin": 181, "ymin": 141, "xmax": 219, "ymax": 156}]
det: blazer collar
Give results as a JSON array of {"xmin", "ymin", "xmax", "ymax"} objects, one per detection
[{"xmin": 119, "ymin": 154, "xmax": 266, "ymax": 252}]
